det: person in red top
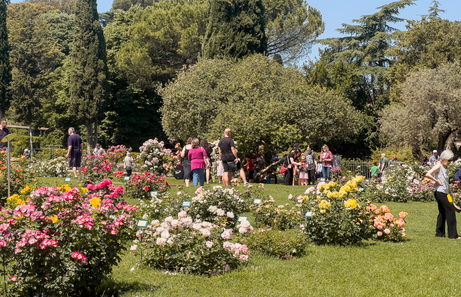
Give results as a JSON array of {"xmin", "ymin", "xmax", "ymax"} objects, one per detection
[
  {"xmin": 245, "ymin": 156, "xmax": 254, "ymax": 182},
  {"xmin": 319, "ymin": 144, "xmax": 333, "ymax": 180},
  {"xmin": 188, "ymin": 138, "xmax": 209, "ymax": 187}
]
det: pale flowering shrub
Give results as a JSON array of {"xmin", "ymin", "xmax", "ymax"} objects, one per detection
[
  {"xmin": 33, "ymin": 157, "xmax": 68, "ymax": 177},
  {"xmin": 138, "ymin": 190, "xmax": 190, "ymax": 221},
  {"xmin": 0, "ymin": 179, "xmax": 137, "ymax": 295},
  {"xmin": 186, "ymin": 186, "xmax": 251, "ymax": 228},
  {"xmin": 138, "ymin": 139, "xmax": 173, "ymax": 175},
  {"xmin": 138, "ymin": 211, "xmax": 250, "ymax": 274},
  {"xmin": 249, "ymin": 199, "xmax": 302, "ymax": 230}
]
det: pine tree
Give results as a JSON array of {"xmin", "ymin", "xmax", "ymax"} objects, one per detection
[
  {"xmin": 428, "ymin": 0, "xmax": 445, "ymax": 19},
  {"xmin": 202, "ymin": 0, "xmax": 267, "ymax": 59},
  {"xmin": 0, "ymin": 0, "xmax": 10, "ymax": 121},
  {"xmin": 69, "ymin": 0, "xmax": 109, "ymax": 154}
]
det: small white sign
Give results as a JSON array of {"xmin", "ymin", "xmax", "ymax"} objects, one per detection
[
  {"xmin": 64, "ymin": 177, "xmax": 71, "ymax": 182},
  {"xmin": 237, "ymin": 216, "xmax": 248, "ymax": 223},
  {"xmin": 124, "ymin": 176, "xmax": 130, "ymax": 181},
  {"xmin": 136, "ymin": 219, "xmax": 149, "ymax": 229},
  {"xmin": 413, "ymin": 179, "xmax": 420, "ymax": 185},
  {"xmin": 253, "ymin": 199, "xmax": 262, "ymax": 204},
  {"xmin": 320, "ymin": 178, "xmax": 325, "ymax": 182},
  {"xmin": 182, "ymin": 201, "xmax": 191, "ymax": 207},
  {"xmin": 305, "ymin": 211, "xmax": 313, "ymax": 218},
  {"xmin": 359, "ymin": 188, "xmax": 364, "ymax": 192},
  {"xmin": 150, "ymin": 191, "xmax": 158, "ymax": 198}
]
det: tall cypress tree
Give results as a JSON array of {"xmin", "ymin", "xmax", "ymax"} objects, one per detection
[
  {"xmin": 202, "ymin": 0, "xmax": 267, "ymax": 59},
  {"xmin": 0, "ymin": 0, "xmax": 10, "ymax": 121},
  {"xmin": 428, "ymin": 0, "xmax": 445, "ymax": 19},
  {"xmin": 70, "ymin": 0, "xmax": 109, "ymax": 153}
]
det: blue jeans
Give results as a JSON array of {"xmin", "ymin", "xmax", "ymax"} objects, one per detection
[
  {"xmin": 192, "ymin": 168, "xmax": 205, "ymax": 187},
  {"xmin": 322, "ymin": 166, "xmax": 330, "ymax": 180}
]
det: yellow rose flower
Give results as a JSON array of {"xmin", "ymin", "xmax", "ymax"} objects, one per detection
[{"xmin": 89, "ymin": 197, "xmax": 101, "ymax": 209}]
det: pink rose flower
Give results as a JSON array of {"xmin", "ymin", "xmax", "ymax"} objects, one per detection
[
  {"xmin": 206, "ymin": 241, "xmax": 213, "ymax": 248},
  {"xmin": 377, "ymin": 231, "xmax": 382, "ymax": 236},
  {"xmin": 384, "ymin": 229, "xmax": 390, "ymax": 235}
]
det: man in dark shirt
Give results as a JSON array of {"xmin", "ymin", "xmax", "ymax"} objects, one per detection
[
  {"xmin": 66, "ymin": 127, "xmax": 83, "ymax": 178},
  {"xmin": 0, "ymin": 120, "xmax": 10, "ymax": 150},
  {"xmin": 218, "ymin": 128, "xmax": 248, "ymax": 186}
]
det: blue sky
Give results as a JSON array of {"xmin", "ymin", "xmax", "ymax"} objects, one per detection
[{"xmin": 11, "ymin": 0, "xmax": 461, "ymax": 61}]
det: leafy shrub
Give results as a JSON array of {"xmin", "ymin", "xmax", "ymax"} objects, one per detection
[
  {"xmin": 138, "ymin": 139, "xmax": 173, "ymax": 175},
  {"xmin": 367, "ymin": 204, "xmax": 407, "ymax": 241},
  {"xmin": 137, "ymin": 211, "xmax": 251, "ymax": 274},
  {"xmin": 249, "ymin": 198, "xmax": 302, "ymax": 230},
  {"xmin": 33, "ymin": 157, "xmax": 68, "ymax": 177},
  {"xmin": 0, "ymin": 153, "xmax": 34, "ymax": 204},
  {"xmin": 244, "ymin": 229, "xmax": 307, "ymax": 259},
  {"xmin": 186, "ymin": 186, "xmax": 251, "ymax": 228},
  {"xmin": 125, "ymin": 172, "xmax": 170, "ymax": 200},
  {"xmin": 82, "ymin": 145, "xmax": 127, "ymax": 183},
  {"xmin": 0, "ymin": 180, "xmax": 137, "ymax": 295}
]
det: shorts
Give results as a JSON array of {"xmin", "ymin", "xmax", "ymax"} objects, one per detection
[
  {"xmin": 222, "ymin": 160, "xmax": 242, "ymax": 173},
  {"xmin": 299, "ymin": 172, "xmax": 308, "ymax": 179},
  {"xmin": 69, "ymin": 155, "xmax": 81, "ymax": 168}
]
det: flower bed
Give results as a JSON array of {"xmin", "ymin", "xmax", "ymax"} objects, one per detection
[
  {"xmin": 0, "ymin": 153, "xmax": 34, "ymax": 204},
  {"xmin": 125, "ymin": 172, "xmax": 170, "ymax": 200},
  {"xmin": 33, "ymin": 157, "xmax": 68, "ymax": 177},
  {"xmin": 0, "ymin": 179, "xmax": 137, "ymax": 295},
  {"xmin": 136, "ymin": 211, "xmax": 250, "ymax": 274},
  {"xmin": 138, "ymin": 139, "xmax": 173, "ymax": 175}
]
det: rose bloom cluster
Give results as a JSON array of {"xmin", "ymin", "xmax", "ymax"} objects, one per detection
[
  {"xmin": 367, "ymin": 204, "xmax": 407, "ymax": 241},
  {"xmin": 138, "ymin": 139, "xmax": 173, "ymax": 175},
  {"xmin": 126, "ymin": 172, "xmax": 169, "ymax": 199},
  {"xmin": 0, "ymin": 179, "xmax": 138, "ymax": 295},
  {"xmin": 138, "ymin": 210, "xmax": 251, "ymax": 274}
]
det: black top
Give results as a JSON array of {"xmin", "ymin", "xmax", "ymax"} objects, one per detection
[
  {"xmin": 218, "ymin": 137, "xmax": 235, "ymax": 162},
  {"xmin": 67, "ymin": 134, "xmax": 82, "ymax": 157},
  {"xmin": 0, "ymin": 127, "xmax": 9, "ymax": 148},
  {"xmin": 184, "ymin": 148, "xmax": 190, "ymax": 161}
]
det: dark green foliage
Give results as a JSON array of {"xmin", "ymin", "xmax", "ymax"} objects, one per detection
[
  {"xmin": 203, "ymin": 0, "xmax": 267, "ymax": 59},
  {"xmin": 428, "ymin": 0, "xmax": 444, "ymax": 19},
  {"xmin": 0, "ymin": 0, "xmax": 10, "ymax": 119},
  {"xmin": 41, "ymin": 11, "xmax": 74, "ymax": 56},
  {"xmin": 111, "ymin": 0, "xmax": 156, "ymax": 11},
  {"xmin": 69, "ymin": 0, "xmax": 109, "ymax": 150}
]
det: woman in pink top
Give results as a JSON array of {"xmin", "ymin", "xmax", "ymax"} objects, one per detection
[
  {"xmin": 188, "ymin": 138, "xmax": 209, "ymax": 187},
  {"xmin": 319, "ymin": 144, "xmax": 333, "ymax": 180}
]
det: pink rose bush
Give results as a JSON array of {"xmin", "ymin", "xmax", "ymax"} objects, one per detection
[
  {"xmin": 369, "ymin": 205, "xmax": 407, "ymax": 241},
  {"xmin": 82, "ymin": 145, "xmax": 127, "ymax": 183},
  {"xmin": 0, "ymin": 179, "xmax": 137, "ymax": 295},
  {"xmin": 138, "ymin": 211, "xmax": 250, "ymax": 274},
  {"xmin": 138, "ymin": 139, "xmax": 173, "ymax": 175}
]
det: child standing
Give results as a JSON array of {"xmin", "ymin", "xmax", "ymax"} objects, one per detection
[
  {"xmin": 298, "ymin": 155, "xmax": 308, "ymax": 186},
  {"xmin": 245, "ymin": 156, "xmax": 254, "ymax": 182},
  {"xmin": 370, "ymin": 162, "xmax": 379, "ymax": 179}
]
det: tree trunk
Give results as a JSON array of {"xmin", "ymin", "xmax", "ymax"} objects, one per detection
[
  {"xmin": 445, "ymin": 132, "xmax": 456, "ymax": 150},
  {"xmin": 86, "ymin": 122, "xmax": 93, "ymax": 156},
  {"xmin": 0, "ymin": 109, "xmax": 3, "ymax": 122},
  {"xmin": 29, "ymin": 124, "xmax": 33, "ymax": 160},
  {"xmin": 253, "ymin": 159, "xmax": 282, "ymax": 182},
  {"xmin": 411, "ymin": 144, "xmax": 423, "ymax": 161},
  {"xmin": 94, "ymin": 119, "xmax": 98, "ymax": 149},
  {"xmin": 437, "ymin": 130, "xmax": 452, "ymax": 154}
]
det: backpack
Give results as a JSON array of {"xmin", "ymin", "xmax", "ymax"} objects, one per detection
[
  {"xmin": 281, "ymin": 154, "xmax": 289, "ymax": 167},
  {"xmin": 454, "ymin": 167, "xmax": 461, "ymax": 182}
]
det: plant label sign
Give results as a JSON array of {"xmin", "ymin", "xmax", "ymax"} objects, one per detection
[
  {"xmin": 64, "ymin": 177, "xmax": 71, "ymax": 182},
  {"xmin": 124, "ymin": 176, "xmax": 130, "ymax": 181},
  {"xmin": 253, "ymin": 198, "xmax": 262, "ymax": 204},
  {"xmin": 380, "ymin": 185, "xmax": 384, "ymax": 189},
  {"xmin": 413, "ymin": 179, "xmax": 420, "ymax": 185},
  {"xmin": 359, "ymin": 188, "xmax": 364, "ymax": 192},
  {"xmin": 237, "ymin": 216, "xmax": 248, "ymax": 223},
  {"xmin": 150, "ymin": 191, "xmax": 158, "ymax": 198},
  {"xmin": 136, "ymin": 219, "xmax": 149, "ymax": 229},
  {"xmin": 182, "ymin": 201, "xmax": 191, "ymax": 207},
  {"xmin": 320, "ymin": 178, "xmax": 325, "ymax": 182},
  {"xmin": 305, "ymin": 211, "xmax": 313, "ymax": 218}
]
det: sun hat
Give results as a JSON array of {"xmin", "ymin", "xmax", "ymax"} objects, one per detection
[{"xmin": 433, "ymin": 150, "xmax": 437, "ymax": 153}]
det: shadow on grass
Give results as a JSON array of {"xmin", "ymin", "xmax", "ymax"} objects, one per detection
[{"xmin": 98, "ymin": 278, "xmax": 161, "ymax": 296}]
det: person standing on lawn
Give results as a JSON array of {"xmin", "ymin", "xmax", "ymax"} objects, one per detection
[
  {"xmin": 319, "ymin": 144, "xmax": 333, "ymax": 180},
  {"xmin": 66, "ymin": 127, "xmax": 83, "ymax": 178},
  {"xmin": 425, "ymin": 150, "xmax": 460, "ymax": 239},
  {"xmin": 379, "ymin": 153, "xmax": 389, "ymax": 179},
  {"xmin": 188, "ymin": 138, "xmax": 209, "ymax": 187},
  {"xmin": 370, "ymin": 162, "xmax": 379, "ymax": 179},
  {"xmin": 305, "ymin": 146, "xmax": 317, "ymax": 185},
  {"xmin": 180, "ymin": 137, "xmax": 193, "ymax": 187},
  {"xmin": 218, "ymin": 128, "xmax": 248, "ymax": 186},
  {"xmin": 0, "ymin": 120, "xmax": 10, "ymax": 151},
  {"xmin": 284, "ymin": 148, "xmax": 302, "ymax": 186},
  {"xmin": 124, "ymin": 152, "xmax": 133, "ymax": 177}
]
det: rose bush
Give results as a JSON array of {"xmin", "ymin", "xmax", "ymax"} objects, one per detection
[
  {"xmin": 33, "ymin": 157, "xmax": 68, "ymax": 177},
  {"xmin": 249, "ymin": 196, "xmax": 302, "ymax": 230},
  {"xmin": 138, "ymin": 139, "xmax": 173, "ymax": 175},
  {"xmin": 0, "ymin": 179, "xmax": 137, "ymax": 295},
  {"xmin": 125, "ymin": 172, "xmax": 170, "ymax": 200},
  {"xmin": 0, "ymin": 153, "xmax": 34, "ymax": 205},
  {"xmin": 136, "ymin": 211, "xmax": 251, "ymax": 274},
  {"xmin": 81, "ymin": 145, "xmax": 127, "ymax": 183}
]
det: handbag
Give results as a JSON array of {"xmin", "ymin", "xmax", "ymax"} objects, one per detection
[
  {"xmin": 174, "ymin": 164, "xmax": 184, "ymax": 179},
  {"xmin": 200, "ymin": 147, "xmax": 210, "ymax": 168},
  {"xmin": 227, "ymin": 160, "xmax": 238, "ymax": 172}
]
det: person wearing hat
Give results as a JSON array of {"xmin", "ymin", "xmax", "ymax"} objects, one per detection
[{"xmin": 429, "ymin": 150, "xmax": 440, "ymax": 165}]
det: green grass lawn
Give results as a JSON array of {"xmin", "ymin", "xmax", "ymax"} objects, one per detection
[{"xmin": 34, "ymin": 177, "xmax": 461, "ymax": 296}]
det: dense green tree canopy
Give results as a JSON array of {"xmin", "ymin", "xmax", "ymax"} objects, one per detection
[
  {"xmin": 380, "ymin": 63, "xmax": 461, "ymax": 160},
  {"xmin": 202, "ymin": 0, "xmax": 267, "ymax": 59},
  {"xmin": 0, "ymin": 0, "xmax": 10, "ymax": 120},
  {"xmin": 160, "ymin": 55, "xmax": 364, "ymax": 157}
]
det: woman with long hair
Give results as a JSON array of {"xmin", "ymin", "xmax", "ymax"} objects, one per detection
[
  {"xmin": 319, "ymin": 144, "xmax": 333, "ymax": 180},
  {"xmin": 180, "ymin": 137, "xmax": 194, "ymax": 187},
  {"xmin": 189, "ymin": 138, "xmax": 209, "ymax": 187},
  {"xmin": 200, "ymin": 139, "xmax": 213, "ymax": 184},
  {"xmin": 284, "ymin": 148, "xmax": 302, "ymax": 186}
]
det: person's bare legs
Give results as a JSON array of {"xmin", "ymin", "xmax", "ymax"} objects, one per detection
[
  {"xmin": 292, "ymin": 166, "xmax": 297, "ymax": 186},
  {"xmin": 206, "ymin": 168, "xmax": 210, "ymax": 184},
  {"xmin": 73, "ymin": 167, "xmax": 78, "ymax": 178},
  {"xmin": 239, "ymin": 168, "xmax": 247, "ymax": 184},
  {"xmin": 185, "ymin": 179, "xmax": 190, "ymax": 187},
  {"xmin": 222, "ymin": 172, "xmax": 229, "ymax": 186}
]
